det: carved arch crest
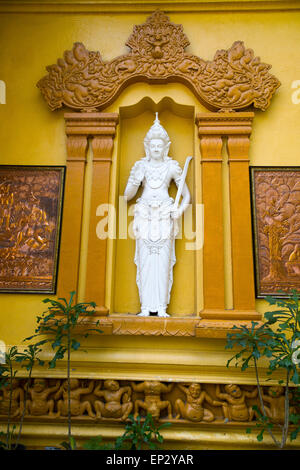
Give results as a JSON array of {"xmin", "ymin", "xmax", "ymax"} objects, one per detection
[{"xmin": 37, "ymin": 10, "xmax": 280, "ymax": 112}]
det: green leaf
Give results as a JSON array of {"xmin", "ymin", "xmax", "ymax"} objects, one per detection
[
  {"xmin": 257, "ymin": 430, "xmax": 264, "ymax": 442},
  {"xmin": 71, "ymin": 340, "xmax": 81, "ymax": 351}
]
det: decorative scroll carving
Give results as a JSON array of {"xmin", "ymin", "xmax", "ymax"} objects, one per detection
[
  {"xmin": 1, "ymin": 378, "xmax": 293, "ymax": 426},
  {"xmin": 37, "ymin": 11, "xmax": 280, "ymax": 113},
  {"xmin": 251, "ymin": 168, "xmax": 300, "ymax": 297},
  {"xmin": 0, "ymin": 166, "xmax": 64, "ymax": 293}
]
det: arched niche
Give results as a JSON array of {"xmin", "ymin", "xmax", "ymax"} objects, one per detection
[{"xmin": 111, "ymin": 96, "xmax": 196, "ymax": 316}]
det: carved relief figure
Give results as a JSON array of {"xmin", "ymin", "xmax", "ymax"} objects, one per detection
[
  {"xmin": 261, "ymin": 386, "xmax": 295, "ymax": 424},
  {"xmin": 26, "ymin": 379, "xmax": 60, "ymax": 417},
  {"xmin": 124, "ymin": 114, "xmax": 191, "ymax": 317},
  {"xmin": 0, "ymin": 379, "xmax": 24, "ymax": 417},
  {"xmin": 94, "ymin": 380, "xmax": 133, "ymax": 420},
  {"xmin": 55, "ymin": 379, "xmax": 95, "ymax": 418},
  {"xmin": 174, "ymin": 383, "xmax": 223, "ymax": 422},
  {"xmin": 131, "ymin": 380, "xmax": 174, "ymax": 420},
  {"xmin": 216, "ymin": 384, "xmax": 258, "ymax": 422},
  {"xmin": 286, "ymin": 244, "xmax": 300, "ymax": 275}
]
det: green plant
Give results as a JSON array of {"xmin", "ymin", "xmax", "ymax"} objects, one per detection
[
  {"xmin": 225, "ymin": 290, "xmax": 300, "ymax": 448},
  {"xmin": 25, "ymin": 291, "xmax": 101, "ymax": 450},
  {"xmin": 82, "ymin": 436, "xmax": 114, "ymax": 450},
  {"xmin": 115, "ymin": 413, "xmax": 171, "ymax": 450}
]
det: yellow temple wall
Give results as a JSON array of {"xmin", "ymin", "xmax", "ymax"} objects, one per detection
[{"xmin": 0, "ymin": 0, "xmax": 300, "ymax": 449}]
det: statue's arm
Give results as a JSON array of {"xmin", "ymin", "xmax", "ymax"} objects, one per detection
[
  {"xmin": 245, "ymin": 388, "xmax": 258, "ymax": 398},
  {"xmin": 179, "ymin": 183, "xmax": 191, "ymax": 213},
  {"xmin": 131, "ymin": 381, "xmax": 144, "ymax": 392},
  {"xmin": 172, "ymin": 161, "xmax": 191, "ymax": 215},
  {"xmin": 124, "ymin": 161, "xmax": 144, "ymax": 201}
]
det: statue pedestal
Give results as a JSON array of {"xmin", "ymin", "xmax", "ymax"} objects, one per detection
[{"xmin": 68, "ymin": 313, "xmax": 262, "ymax": 338}]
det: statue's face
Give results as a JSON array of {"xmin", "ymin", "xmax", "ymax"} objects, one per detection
[
  {"xmin": 106, "ymin": 380, "xmax": 119, "ymax": 391},
  {"xmin": 149, "ymin": 138, "xmax": 165, "ymax": 161},
  {"xmin": 33, "ymin": 379, "xmax": 46, "ymax": 392},
  {"xmin": 269, "ymin": 386, "xmax": 283, "ymax": 397},
  {"xmin": 190, "ymin": 384, "xmax": 201, "ymax": 398},
  {"xmin": 226, "ymin": 384, "xmax": 241, "ymax": 397}
]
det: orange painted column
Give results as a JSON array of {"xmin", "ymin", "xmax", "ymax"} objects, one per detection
[
  {"xmin": 57, "ymin": 115, "xmax": 89, "ymax": 300},
  {"xmin": 195, "ymin": 113, "xmax": 259, "ymax": 324},
  {"xmin": 195, "ymin": 116, "xmax": 225, "ymax": 311},
  {"xmin": 85, "ymin": 114, "xmax": 119, "ymax": 312},
  {"xmin": 226, "ymin": 113, "xmax": 256, "ymax": 311}
]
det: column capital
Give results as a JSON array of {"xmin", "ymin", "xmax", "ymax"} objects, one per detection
[
  {"xmin": 64, "ymin": 112, "xmax": 119, "ymax": 136},
  {"xmin": 195, "ymin": 112, "xmax": 254, "ymax": 136}
]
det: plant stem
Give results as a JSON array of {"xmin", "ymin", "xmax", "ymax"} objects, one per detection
[
  {"xmin": 281, "ymin": 369, "xmax": 291, "ymax": 449},
  {"xmin": 15, "ymin": 366, "xmax": 32, "ymax": 447},
  {"xmin": 6, "ymin": 362, "xmax": 13, "ymax": 450},
  {"xmin": 254, "ymin": 357, "xmax": 281, "ymax": 448},
  {"xmin": 67, "ymin": 309, "xmax": 72, "ymax": 449}
]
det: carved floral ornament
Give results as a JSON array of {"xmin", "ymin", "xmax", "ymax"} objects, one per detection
[{"xmin": 37, "ymin": 10, "xmax": 281, "ymax": 113}]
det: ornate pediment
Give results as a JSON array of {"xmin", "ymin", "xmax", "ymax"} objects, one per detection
[{"xmin": 37, "ymin": 10, "xmax": 280, "ymax": 112}]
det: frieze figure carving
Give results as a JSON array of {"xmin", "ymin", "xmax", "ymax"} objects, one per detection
[
  {"xmin": 216, "ymin": 384, "xmax": 258, "ymax": 422},
  {"xmin": 94, "ymin": 380, "xmax": 133, "ymax": 420},
  {"xmin": 37, "ymin": 10, "xmax": 280, "ymax": 113},
  {"xmin": 1, "ymin": 378, "xmax": 296, "ymax": 427},
  {"xmin": 0, "ymin": 379, "xmax": 24, "ymax": 417},
  {"xmin": 261, "ymin": 386, "xmax": 295, "ymax": 425},
  {"xmin": 26, "ymin": 378, "xmax": 60, "ymax": 417},
  {"xmin": 174, "ymin": 383, "xmax": 223, "ymax": 422},
  {"xmin": 55, "ymin": 379, "xmax": 95, "ymax": 418},
  {"xmin": 131, "ymin": 380, "xmax": 174, "ymax": 420}
]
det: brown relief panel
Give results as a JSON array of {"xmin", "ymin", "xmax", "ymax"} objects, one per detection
[
  {"xmin": 0, "ymin": 166, "xmax": 64, "ymax": 293},
  {"xmin": 0, "ymin": 378, "xmax": 293, "ymax": 427},
  {"xmin": 251, "ymin": 168, "xmax": 300, "ymax": 297}
]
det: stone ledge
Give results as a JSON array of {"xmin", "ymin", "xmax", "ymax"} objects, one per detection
[{"xmin": 68, "ymin": 313, "xmax": 263, "ymax": 338}]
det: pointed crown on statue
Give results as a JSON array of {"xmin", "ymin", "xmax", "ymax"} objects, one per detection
[
  {"xmin": 144, "ymin": 112, "xmax": 170, "ymax": 144},
  {"xmin": 144, "ymin": 113, "xmax": 171, "ymax": 161}
]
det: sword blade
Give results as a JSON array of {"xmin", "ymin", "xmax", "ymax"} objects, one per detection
[{"xmin": 174, "ymin": 156, "xmax": 193, "ymax": 209}]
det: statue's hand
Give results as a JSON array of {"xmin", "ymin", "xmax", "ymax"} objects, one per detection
[
  {"xmin": 171, "ymin": 206, "xmax": 183, "ymax": 219},
  {"xmin": 130, "ymin": 162, "xmax": 145, "ymax": 185}
]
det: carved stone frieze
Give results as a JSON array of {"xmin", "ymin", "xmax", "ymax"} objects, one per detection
[
  {"xmin": 1, "ymin": 378, "xmax": 295, "ymax": 426},
  {"xmin": 37, "ymin": 10, "xmax": 280, "ymax": 113}
]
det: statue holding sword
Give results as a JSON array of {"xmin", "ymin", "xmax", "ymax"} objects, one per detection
[{"xmin": 124, "ymin": 113, "xmax": 192, "ymax": 317}]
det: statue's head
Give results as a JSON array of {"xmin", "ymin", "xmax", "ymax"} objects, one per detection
[
  {"xmin": 189, "ymin": 383, "xmax": 201, "ymax": 398},
  {"xmin": 33, "ymin": 378, "xmax": 47, "ymax": 392},
  {"xmin": 268, "ymin": 386, "xmax": 284, "ymax": 397},
  {"xmin": 144, "ymin": 113, "xmax": 171, "ymax": 161},
  {"xmin": 104, "ymin": 379, "xmax": 119, "ymax": 391},
  {"xmin": 63, "ymin": 378, "xmax": 79, "ymax": 390},
  {"xmin": 224, "ymin": 384, "xmax": 242, "ymax": 398}
]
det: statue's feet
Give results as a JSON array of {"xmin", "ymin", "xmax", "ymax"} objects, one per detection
[
  {"xmin": 137, "ymin": 309, "xmax": 150, "ymax": 317},
  {"xmin": 157, "ymin": 308, "xmax": 169, "ymax": 317}
]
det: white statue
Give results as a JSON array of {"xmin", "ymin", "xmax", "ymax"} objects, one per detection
[{"xmin": 124, "ymin": 114, "xmax": 191, "ymax": 317}]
